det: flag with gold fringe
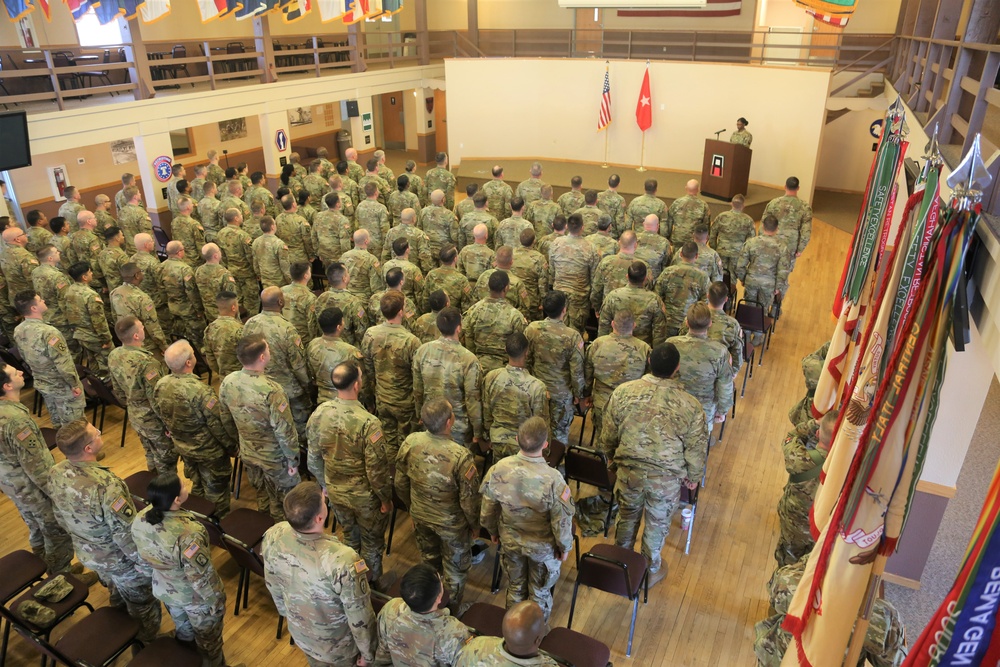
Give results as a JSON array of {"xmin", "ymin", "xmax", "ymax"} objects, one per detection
[{"xmin": 793, "ymin": 0, "xmax": 857, "ymax": 27}]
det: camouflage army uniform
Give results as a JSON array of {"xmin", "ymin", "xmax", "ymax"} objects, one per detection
[
  {"xmin": 0, "ymin": 244, "xmax": 39, "ymax": 305},
  {"xmin": 252, "ymin": 234, "xmax": 291, "ymax": 288},
  {"xmin": 360, "ymin": 322, "xmax": 421, "ymax": 461},
  {"xmin": 472, "ymin": 269, "xmax": 530, "ymax": 320},
  {"xmin": 463, "ymin": 297, "xmax": 527, "ymax": 375},
  {"xmin": 190, "ymin": 178, "xmax": 206, "ymax": 202},
  {"xmin": 220, "ymin": 369, "xmax": 301, "ymax": 521},
  {"xmin": 64, "ymin": 229, "xmax": 104, "ymax": 284},
  {"xmin": 206, "ymin": 164, "xmax": 226, "ymax": 188},
  {"xmin": 557, "ymin": 190, "xmax": 585, "ymax": 218},
  {"xmin": 597, "ymin": 285, "xmax": 668, "ymax": 347},
  {"xmin": 426, "ymin": 168, "xmax": 457, "ymax": 210},
  {"xmin": 0, "ymin": 272, "xmax": 15, "ymax": 341},
  {"xmin": 597, "ymin": 189, "xmax": 627, "ymax": 238},
  {"xmin": 667, "ymin": 333, "xmax": 734, "ymax": 425},
  {"xmin": 0, "ymin": 399, "xmax": 75, "ymax": 574},
  {"xmin": 25, "ymin": 226, "xmax": 53, "ymax": 255},
  {"xmin": 153, "ymin": 373, "xmax": 236, "ymax": 517},
  {"xmin": 201, "ymin": 316, "xmax": 243, "ymax": 380},
  {"xmin": 262, "ymin": 522, "xmax": 376, "ymax": 666},
  {"xmin": 375, "ymin": 596, "xmax": 473, "ymax": 667},
  {"xmin": 496, "ymin": 216, "xmax": 533, "ymax": 250},
  {"xmin": 679, "ymin": 308, "xmax": 744, "ymax": 374},
  {"xmin": 97, "ymin": 245, "xmax": 129, "ymax": 293},
  {"xmin": 573, "ymin": 206, "xmax": 603, "ymax": 237},
  {"xmin": 710, "ymin": 210, "xmax": 756, "ymax": 281},
  {"xmin": 591, "ymin": 251, "xmax": 645, "ymax": 314},
  {"xmin": 634, "ymin": 231, "xmax": 671, "ymax": 283},
  {"xmin": 243, "ymin": 311, "xmax": 313, "ymax": 447},
  {"xmin": 58, "ymin": 201, "xmax": 85, "ymax": 232},
  {"xmin": 13, "ymin": 319, "xmax": 85, "ymax": 426},
  {"xmin": 454, "ymin": 197, "xmax": 475, "ymax": 224},
  {"xmin": 458, "ymin": 210, "xmax": 499, "ymax": 251},
  {"xmin": 343, "ymin": 160, "xmax": 363, "ymax": 184},
  {"xmin": 215, "ymin": 224, "xmax": 260, "ymax": 316},
  {"xmin": 387, "ymin": 189, "xmax": 421, "ymax": 228},
  {"xmin": 309, "ymin": 288, "xmax": 368, "ymax": 346},
  {"xmin": 341, "ymin": 248, "xmax": 384, "ymax": 304},
  {"xmin": 764, "ymin": 195, "xmax": 813, "ymax": 268},
  {"xmin": 456, "ymin": 244, "xmax": 495, "ymax": 284},
  {"xmin": 306, "ymin": 396, "xmax": 391, "ymax": 581},
  {"xmin": 600, "ymin": 374, "xmax": 707, "ymax": 572},
  {"xmin": 218, "ymin": 197, "xmax": 251, "ymax": 235},
  {"xmin": 194, "ymin": 263, "xmax": 237, "ymax": 323},
  {"xmin": 511, "ymin": 246, "xmax": 548, "ymax": 321},
  {"xmin": 160, "ymin": 258, "xmax": 207, "ymax": 347},
  {"xmin": 412, "ymin": 338, "xmax": 483, "ymax": 448},
  {"xmin": 108, "ymin": 345, "xmax": 176, "ymax": 475},
  {"xmin": 654, "ymin": 263, "xmax": 709, "ymax": 337},
  {"xmin": 367, "ymin": 290, "xmax": 418, "ymax": 331},
  {"xmin": 774, "ymin": 419, "xmax": 824, "ymax": 567},
  {"xmin": 483, "ymin": 365, "xmax": 549, "ymax": 459},
  {"xmin": 547, "ymin": 236, "xmax": 598, "ymax": 334},
  {"xmin": 418, "ymin": 205, "xmax": 460, "ymax": 263},
  {"xmin": 412, "ymin": 311, "xmax": 441, "ymax": 345},
  {"xmin": 455, "ymin": 637, "xmax": 558, "ymax": 667},
  {"xmin": 665, "ymin": 195, "xmax": 711, "ymax": 247},
  {"xmin": 422, "ymin": 266, "xmax": 473, "ymax": 315},
  {"xmin": 480, "ymin": 453, "xmax": 575, "ymax": 620},
  {"xmin": 584, "ymin": 333, "xmax": 650, "ymax": 447},
  {"xmin": 737, "ymin": 235, "xmax": 791, "ymax": 322},
  {"xmin": 118, "ymin": 204, "xmax": 153, "ymax": 254},
  {"xmin": 199, "ymin": 198, "xmax": 223, "ymax": 242},
  {"xmin": 171, "ymin": 215, "xmax": 206, "ymax": 267},
  {"xmin": 626, "ymin": 194, "xmax": 667, "ymax": 231},
  {"xmin": 64, "ymin": 282, "xmax": 112, "ymax": 377},
  {"xmin": 302, "ymin": 174, "xmax": 331, "ymax": 203},
  {"xmin": 48, "ymin": 459, "xmax": 162, "ymax": 642},
  {"xmin": 311, "ymin": 209, "xmax": 353, "ymax": 267},
  {"xmin": 281, "ymin": 283, "xmax": 317, "ymax": 342},
  {"xmin": 585, "ymin": 231, "xmax": 617, "ymax": 262},
  {"xmin": 481, "ymin": 179, "xmax": 513, "ymax": 222},
  {"xmin": 382, "ymin": 224, "xmax": 434, "ymax": 275},
  {"xmin": 525, "ymin": 199, "xmax": 560, "ymax": 239},
  {"xmin": 356, "ymin": 200, "xmax": 391, "ymax": 259},
  {"xmin": 245, "ymin": 186, "xmax": 279, "ymax": 218},
  {"xmin": 381, "ymin": 258, "xmax": 424, "ymax": 312},
  {"xmin": 131, "ymin": 507, "xmax": 227, "ymax": 666},
  {"xmin": 516, "ymin": 178, "xmax": 546, "ymax": 207},
  {"xmin": 359, "ymin": 174, "xmax": 391, "ymax": 209},
  {"xmin": 396, "ymin": 431, "xmax": 482, "ymax": 605},
  {"xmin": 524, "ymin": 318, "xmax": 584, "ymax": 445},
  {"xmin": 131, "ymin": 249, "xmax": 172, "ymax": 334},
  {"xmin": 275, "ymin": 211, "xmax": 314, "ymax": 265},
  {"xmin": 788, "ymin": 341, "xmax": 830, "ymax": 426},
  {"xmin": 31, "ymin": 263, "xmax": 81, "ymax": 362},
  {"xmin": 672, "ymin": 241, "xmax": 723, "ymax": 283},
  {"xmin": 308, "ymin": 335, "xmax": 364, "ymax": 404}
]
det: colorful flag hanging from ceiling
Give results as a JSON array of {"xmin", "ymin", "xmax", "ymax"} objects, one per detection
[
  {"xmin": 281, "ymin": 0, "xmax": 309, "ymax": 22},
  {"xmin": 316, "ymin": 0, "xmax": 347, "ymax": 21},
  {"xmin": 198, "ymin": 0, "xmax": 239, "ymax": 22},
  {"xmin": 341, "ymin": 0, "xmax": 365, "ymax": 23},
  {"xmin": 139, "ymin": 0, "xmax": 169, "ymax": 23},
  {"xmin": 793, "ymin": 0, "xmax": 857, "ymax": 27},
  {"xmin": 4, "ymin": 0, "xmax": 34, "ymax": 21}
]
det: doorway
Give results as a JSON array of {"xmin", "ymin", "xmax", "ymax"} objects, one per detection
[
  {"xmin": 575, "ymin": 8, "xmax": 603, "ymax": 57},
  {"xmin": 380, "ymin": 92, "xmax": 406, "ymax": 150},
  {"xmin": 434, "ymin": 89, "xmax": 447, "ymax": 155}
]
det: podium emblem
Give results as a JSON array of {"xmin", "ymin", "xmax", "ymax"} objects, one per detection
[{"xmin": 711, "ymin": 154, "xmax": 725, "ymax": 178}]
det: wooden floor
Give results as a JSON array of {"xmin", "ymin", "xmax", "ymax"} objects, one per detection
[{"xmin": 0, "ymin": 218, "xmax": 850, "ymax": 667}]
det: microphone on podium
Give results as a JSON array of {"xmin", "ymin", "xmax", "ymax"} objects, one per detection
[{"xmin": 714, "ymin": 128, "xmax": 727, "ymax": 139}]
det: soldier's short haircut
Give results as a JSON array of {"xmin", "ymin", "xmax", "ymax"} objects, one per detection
[
  {"xmin": 249, "ymin": 171, "xmax": 263, "ymax": 185},
  {"xmin": 236, "ymin": 162, "xmax": 247, "ymax": 173},
  {"xmin": 472, "ymin": 192, "xmax": 487, "ymax": 208},
  {"xmin": 520, "ymin": 228, "xmax": 535, "ymax": 247},
  {"xmin": 326, "ymin": 262, "xmax": 347, "ymax": 285},
  {"xmin": 332, "ymin": 359, "xmax": 361, "ymax": 391},
  {"xmin": 627, "ymin": 261, "xmax": 647, "ymax": 285},
  {"xmin": 283, "ymin": 481, "xmax": 325, "ymax": 532},
  {"xmin": 495, "ymin": 246, "xmax": 513, "ymax": 268},
  {"xmin": 102, "ymin": 226, "xmax": 121, "ymax": 242},
  {"xmin": 488, "ymin": 270, "xmax": 509, "ymax": 294},
  {"xmin": 570, "ymin": 176, "xmax": 583, "ymax": 189},
  {"xmin": 290, "ymin": 152, "xmax": 301, "ymax": 164},
  {"xmin": 166, "ymin": 241, "xmax": 184, "ymax": 258},
  {"xmin": 584, "ymin": 189, "xmax": 598, "ymax": 206},
  {"xmin": 530, "ymin": 162, "xmax": 542, "ymax": 177},
  {"xmin": 55, "ymin": 419, "xmax": 94, "ymax": 458},
  {"xmin": 619, "ymin": 231, "xmax": 637, "ymax": 249},
  {"xmin": 120, "ymin": 262, "xmax": 140, "ymax": 283},
  {"xmin": 510, "ymin": 196, "xmax": 525, "ymax": 213},
  {"xmin": 363, "ymin": 182, "xmax": 378, "ymax": 198},
  {"xmin": 819, "ymin": 409, "xmax": 839, "ymax": 444},
  {"xmin": 37, "ymin": 245, "xmax": 58, "ymax": 263},
  {"xmin": 400, "ymin": 563, "xmax": 443, "ymax": 614},
  {"xmin": 490, "ymin": 165, "xmax": 502, "ymax": 178},
  {"xmin": 785, "ymin": 176, "xmax": 800, "ymax": 191},
  {"xmin": 228, "ymin": 180, "xmax": 242, "ymax": 195},
  {"xmin": 427, "ymin": 289, "xmax": 448, "ymax": 313},
  {"xmin": 650, "ymin": 342, "xmax": 680, "ymax": 379},
  {"xmin": 539, "ymin": 184, "xmax": 553, "ymax": 200},
  {"xmin": 436, "ymin": 307, "xmax": 462, "ymax": 336},
  {"xmin": 644, "ymin": 179, "xmax": 658, "ymax": 194},
  {"xmin": 466, "ymin": 183, "xmax": 478, "ymax": 197},
  {"xmin": 68, "ymin": 262, "xmax": 91, "ymax": 281},
  {"xmin": 542, "ymin": 290, "xmax": 567, "ymax": 319},
  {"xmin": 397, "ymin": 174, "xmax": 410, "ymax": 192},
  {"xmin": 380, "ymin": 291, "xmax": 405, "ymax": 320},
  {"xmin": 164, "ymin": 340, "xmax": 194, "ymax": 373},
  {"xmin": 686, "ymin": 303, "xmax": 712, "ymax": 332},
  {"xmin": 216, "ymin": 290, "xmax": 238, "ymax": 309},
  {"xmin": 316, "ymin": 147, "xmax": 329, "ymax": 158},
  {"xmin": 309, "ymin": 160, "xmax": 323, "ymax": 174},
  {"xmin": 762, "ymin": 214, "xmax": 778, "ymax": 232},
  {"xmin": 290, "ymin": 261, "xmax": 311, "ymax": 282},
  {"xmin": 50, "ymin": 218, "xmax": 66, "ymax": 235},
  {"xmin": 260, "ymin": 216, "xmax": 275, "ymax": 233},
  {"xmin": 13, "ymin": 289, "xmax": 39, "ymax": 316},
  {"xmin": 280, "ymin": 194, "xmax": 294, "ymax": 211},
  {"xmin": 680, "ymin": 241, "xmax": 699, "ymax": 260},
  {"xmin": 430, "ymin": 190, "xmax": 445, "ymax": 205},
  {"xmin": 597, "ymin": 214, "xmax": 612, "ymax": 232},
  {"xmin": 318, "ymin": 307, "xmax": 344, "ymax": 334},
  {"xmin": 0, "ymin": 365, "xmax": 13, "ymax": 389},
  {"xmin": 225, "ymin": 168, "xmax": 238, "ymax": 180},
  {"xmin": 115, "ymin": 315, "xmax": 141, "ymax": 341},
  {"xmin": 405, "ymin": 160, "xmax": 416, "ymax": 173},
  {"xmin": 392, "ymin": 237, "xmax": 409, "ymax": 257},
  {"xmin": 366, "ymin": 158, "xmax": 379, "ymax": 172},
  {"xmin": 26, "ymin": 210, "xmax": 43, "ymax": 226},
  {"xmin": 439, "ymin": 244, "xmax": 458, "ymax": 265},
  {"xmin": 385, "ymin": 267, "xmax": 404, "ymax": 290},
  {"xmin": 708, "ymin": 282, "xmax": 729, "ymax": 308},
  {"xmin": 613, "ymin": 309, "xmax": 635, "ymax": 334},
  {"xmin": 64, "ymin": 186, "xmax": 78, "ymax": 199},
  {"xmin": 506, "ymin": 331, "xmax": 529, "ymax": 359},
  {"xmin": 223, "ymin": 208, "xmax": 241, "ymax": 224},
  {"xmin": 172, "ymin": 163, "xmax": 184, "ymax": 176},
  {"xmin": 693, "ymin": 223, "xmax": 709, "ymax": 238},
  {"xmin": 552, "ymin": 215, "xmax": 567, "ymax": 232},
  {"xmin": 336, "ymin": 160, "xmax": 348, "ymax": 175},
  {"xmin": 194, "ymin": 164, "xmax": 207, "ymax": 176},
  {"xmin": 123, "ymin": 186, "xmax": 139, "ymax": 201},
  {"xmin": 96, "ymin": 194, "xmax": 110, "ymax": 207},
  {"xmin": 237, "ymin": 333, "xmax": 268, "ymax": 367},
  {"xmin": 731, "ymin": 194, "xmax": 745, "ymax": 209},
  {"xmin": 324, "ymin": 193, "xmax": 340, "ymax": 210},
  {"xmin": 435, "ymin": 152, "xmax": 447, "ymax": 165},
  {"xmin": 176, "ymin": 180, "xmax": 190, "ymax": 195},
  {"xmin": 421, "ymin": 398, "xmax": 453, "ymax": 436},
  {"xmin": 122, "ymin": 172, "xmax": 135, "ymax": 185},
  {"xmin": 204, "ymin": 181, "xmax": 217, "ymax": 194},
  {"xmin": 329, "ymin": 176, "xmax": 343, "ymax": 190},
  {"xmin": 518, "ymin": 416, "xmax": 548, "ymax": 453},
  {"xmin": 567, "ymin": 214, "xmax": 584, "ymax": 234},
  {"xmin": 608, "ymin": 174, "xmax": 620, "ymax": 188}
]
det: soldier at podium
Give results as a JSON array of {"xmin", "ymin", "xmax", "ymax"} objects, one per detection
[{"xmin": 730, "ymin": 117, "xmax": 752, "ymax": 147}]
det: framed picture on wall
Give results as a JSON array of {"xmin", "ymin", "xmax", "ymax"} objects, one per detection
[
  {"xmin": 17, "ymin": 14, "xmax": 38, "ymax": 50},
  {"xmin": 111, "ymin": 139, "xmax": 137, "ymax": 165},
  {"xmin": 47, "ymin": 166, "xmax": 70, "ymax": 201},
  {"xmin": 219, "ymin": 118, "xmax": 247, "ymax": 142},
  {"xmin": 288, "ymin": 107, "xmax": 312, "ymax": 126}
]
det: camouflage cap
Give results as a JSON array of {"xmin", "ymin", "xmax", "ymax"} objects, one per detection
[
  {"xmin": 33, "ymin": 575, "xmax": 73, "ymax": 603},
  {"xmin": 18, "ymin": 599, "xmax": 56, "ymax": 628}
]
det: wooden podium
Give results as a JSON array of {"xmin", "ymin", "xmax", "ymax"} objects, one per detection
[{"xmin": 700, "ymin": 139, "xmax": 752, "ymax": 201}]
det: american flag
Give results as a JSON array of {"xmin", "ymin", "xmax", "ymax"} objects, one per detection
[{"xmin": 598, "ymin": 67, "xmax": 611, "ymax": 131}]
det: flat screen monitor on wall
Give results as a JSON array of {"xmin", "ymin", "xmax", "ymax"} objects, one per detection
[{"xmin": 0, "ymin": 112, "xmax": 31, "ymax": 171}]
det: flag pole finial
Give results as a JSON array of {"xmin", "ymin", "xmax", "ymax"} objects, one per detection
[
  {"xmin": 947, "ymin": 134, "xmax": 991, "ymax": 209},
  {"xmin": 923, "ymin": 124, "xmax": 943, "ymax": 167}
]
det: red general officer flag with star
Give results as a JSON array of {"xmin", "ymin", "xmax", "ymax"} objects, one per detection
[{"xmin": 636, "ymin": 66, "xmax": 652, "ymax": 132}]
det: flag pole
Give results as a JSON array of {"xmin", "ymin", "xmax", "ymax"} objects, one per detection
[
  {"xmin": 637, "ymin": 132, "xmax": 646, "ymax": 172},
  {"xmin": 842, "ymin": 554, "xmax": 887, "ymax": 667},
  {"xmin": 602, "ymin": 129, "xmax": 609, "ymax": 168}
]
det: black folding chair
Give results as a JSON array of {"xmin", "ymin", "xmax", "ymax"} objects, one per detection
[
  {"xmin": 734, "ymin": 299, "xmax": 773, "ymax": 367},
  {"xmin": 564, "ymin": 445, "xmax": 616, "ymax": 537},
  {"xmin": 0, "ymin": 604, "xmax": 138, "ymax": 667}
]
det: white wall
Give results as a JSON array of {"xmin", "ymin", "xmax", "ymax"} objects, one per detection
[
  {"xmin": 816, "ymin": 106, "xmax": 885, "ymax": 192},
  {"xmin": 444, "ymin": 58, "xmax": 831, "ymax": 199}
]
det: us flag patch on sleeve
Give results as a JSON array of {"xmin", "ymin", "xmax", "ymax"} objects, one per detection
[
  {"xmin": 465, "ymin": 463, "xmax": 477, "ymax": 480},
  {"xmin": 278, "ymin": 402, "xmax": 287, "ymax": 413},
  {"xmin": 145, "ymin": 370, "xmax": 158, "ymax": 381},
  {"xmin": 369, "ymin": 430, "xmax": 383, "ymax": 443},
  {"xmin": 560, "ymin": 486, "xmax": 572, "ymax": 502},
  {"xmin": 16, "ymin": 428, "xmax": 31, "ymax": 441},
  {"xmin": 47, "ymin": 336, "xmax": 60, "ymax": 346},
  {"xmin": 183, "ymin": 542, "xmax": 200, "ymax": 558},
  {"xmin": 111, "ymin": 496, "xmax": 128, "ymax": 512},
  {"xmin": 206, "ymin": 397, "xmax": 217, "ymax": 409},
  {"xmin": 353, "ymin": 559, "xmax": 369, "ymax": 574}
]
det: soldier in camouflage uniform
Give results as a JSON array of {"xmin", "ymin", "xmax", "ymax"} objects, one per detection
[
  {"xmin": 310, "ymin": 262, "xmax": 369, "ymax": 345},
  {"xmin": 360, "ymin": 159, "xmax": 391, "ymax": 209},
  {"xmin": 585, "ymin": 213, "xmax": 617, "ymax": 262},
  {"xmin": 454, "ymin": 183, "xmax": 478, "ymax": 223},
  {"xmin": 367, "ymin": 267, "xmax": 418, "ymax": 331},
  {"xmin": 49, "ymin": 420, "xmax": 162, "ymax": 642},
  {"xmin": 275, "ymin": 194, "xmax": 314, "ymax": 265},
  {"xmin": 737, "ymin": 215, "xmax": 791, "ymax": 344},
  {"xmin": 109, "ymin": 318, "xmax": 176, "ymax": 475},
  {"xmin": 591, "ymin": 230, "xmax": 644, "ymax": 314},
  {"xmin": 597, "ymin": 261, "xmax": 668, "ymax": 346},
  {"xmin": 425, "ymin": 153, "xmax": 456, "ymax": 211},
  {"xmin": 220, "ymin": 335, "xmax": 301, "ymax": 521},
  {"xmin": 302, "ymin": 160, "xmax": 331, "ymax": 204},
  {"xmin": 111, "ymin": 263, "xmax": 169, "ymax": 355},
  {"xmin": 309, "ymin": 306, "xmax": 365, "ymax": 404},
  {"xmin": 665, "ymin": 179, "xmax": 712, "ymax": 248},
  {"xmin": 171, "ymin": 198, "xmax": 206, "ymax": 267},
  {"xmin": 525, "ymin": 184, "xmax": 560, "ymax": 240},
  {"xmin": 511, "ymin": 228, "xmax": 548, "ymax": 322},
  {"xmin": 281, "ymin": 261, "xmax": 317, "ymax": 341},
  {"xmin": 244, "ymin": 171, "xmax": 279, "ymax": 218},
  {"xmin": 457, "ymin": 223, "xmax": 495, "ymax": 284},
  {"xmin": 131, "ymin": 233, "xmax": 172, "ymax": 335},
  {"xmin": 454, "ymin": 601, "xmax": 559, "ymax": 667},
  {"xmin": 357, "ymin": 182, "xmax": 391, "ymax": 261},
  {"xmin": 312, "ymin": 193, "xmax": 353, "ymax": 268},
  {"xmin": 198, "ymin": 182, "xmax": 223, "ymax": 243},
  {"xmin": 13, "ymin": 291, "xmax": 86, "ymax": 426},
  {"xmin": 480, "ymin": 418, "xmax": 575, "ymax": 620},
  {"xmin": 374, "ymin": 149, "xmax": 394, "ymax": 185},
  {"xmin": 375, "ymin": 563, "xmax": 474, "ymax": 666},
  {"xmin": 458, "ymin": 193, "xmax": 498, "ymax": 251},
  {"xmin": 412, "ymin": 307, "xmax": 483, "ymax": 450},
  {"xmin": 404, "ymin": 160, "xmax": 428, "ymax": 207},
  {"xmin": 483, "ymin": 332, "xmax": 549, "ymax": 459},
  {"xmin": 382, "ymin": 238, "xmax": 425, "ymax": 313},
  {"xmin": 166, "ymin": 164, "xmax": 186, "ymax": 217},
  {"xmin": 262, "ymin": 482, "xmax": 377, "ymax": 666},
  {"xmin": 155, "ymin": 341, "xmax": 236, "ymax": 518},
  {"xmin": 754, "ymin": 553, "xmax": 906, "ymax": 667},
  {"xmin": 244, "ymin": 287, "xmax": 313, "ymax": 449},
  {"xmin": 419, "ymin": 190, "xmax": 461, "ymax": 264},
  {"xmin": 636, "ymin": 214, "xmax": 672, "ymax": 282},
  {"xmin": 114, "ymin": 173, "xmax": 136, "ymax": 213},
  {"xmin": 306, "ymin": 361, "xmax": 393, "ymax": 586},
  {"xmin": 675, "ymin": 223, "xmax": 723, "ymax": 283},
  {"xmin": 203, "ymin": 292, "xmax": 244, "ymax": 380},
  {"xmin": 556, "ymin": 176, "xmax": 585, "ymax": 218},
  {"xmin": 388, "ymin": 174, "xmax": 421, "ymax": 228},
  {"xmin": 57, "ymin": 186, "xmax": 85, "ymax": 232},
  {"xmin": 600, "ymin": 343, "xmax": 708, "ymax": 582},
  {"xmin": 132, "ymin": 474, "xmax": 235, "ymax": 667},
  {"xmin": 64, "ymin": 262, "xmax": 113, "ymax": 378},
  {"xmin": 205, "ymin": 151, "xmax": 226, "ymax": 190},
  {"xmin": 464, "ymin": 271, "xmax": 527, "ymax": 375},
  {"xmin": 656, "ymin": 241, "xmax": 709, "ymax": 338},
  {"xmin": 64, "ymin": 212, "xmax": 105, "ymax": 292},
  {"xmin": 679, "ymin": 281, "xmax": 744, "ymax": 375},
  {"xmin": 764, "ymin": 176, "xmax": 813, "ymax": 270},
  {"xmin": 342, "ymin": 229, "xmax": 384, "ymax": 304},
  {"xmin": 219, "ymin": 181, "xmax": 252, "ymax": 240},
  {"xmin": 598, "ymin": 174, "xmax": 627, "ymax": 238},
  {"xmin": 423, "ymin": 244, "xmax": 473, "ymax": 314},
  {"xmin": 252, "ymin": 216, "xmax": 291, "ymax": 288},
  {"xmin": 97, "ymin": 227, "xmax": 129, "ymax": 296},
  {"xmin": 478, "ymin": 166, "xmax": 510, "ymax": 222},
  {"xmin": 383, "ymin": 207, "xmax": 433, "ymax": 277},
  {"xmin": 0, "ymin": 227, "xmax": 40, "ymax": 303},
  {"xmin": 340, "ymin": 147, "xmax": 363, "ymax": 184},
  {"xmin": 413, "ymin": 289, "xmax": 448, "ymax": 345},
  {"xmin": 709, "ymin": 194, "xmax": 756, "ymax": 286},
  {"xmin": 189, "ymin": 164, "xmax": 207, "ymax": 202},
  {"xmin": 496, "ymin": 197, "xmax": 533, "ymax": 250},
  {"xmin": 0, "ymin": 364, "xmax": 77, "ymax": 576},
  {"xmin": 25, "ymin": 210, "xmax": 53, "ymax": 255},
  {"xmin": 516, "ymin": 162, "xmax": 546, "ymax": 206},
  {"xmin": 472, "ymin": 248, "xmax": 531, "ymax": 320},
  {"xmin": 395, "ymin": 400, "xmax": 482, "ymax": 607},
  {"xmin": 547, "ymin": 214, "xmax": 598, "ymax": 334},
  {"xmin": 572, "ymin": 190, "xmax": 603, "ymax": 237},
  {"xmin": 194, "ymin": 243, "xmax": 237, "ymax": 323},
  {"xmin": 118, "ymin": 187, "xmax": 153, "ymax": 254},
  {"xmin": 667, "ymin": 303, "xmax": 734, "ymax": 427},
  {"xmin": 626, "ymin": 179, "xmax": 667, "ymax": 232},
  {"xmin": 525, "ymin": 291, "xmax": 585, "ymax": 446},
  {"xmin": 789, "ymin": 340, "xmax": 830, "ymax": 426},
  {"xmin": 160, "ymin": 242, "xmax": 207, "ymax": 348},
  {"xmin": 215, "ymin": 208, "xmax": 260, "ymax": 317},
  {"xmin": 31, "ymin": 245, "xmax": 81, "ymax": 362}
]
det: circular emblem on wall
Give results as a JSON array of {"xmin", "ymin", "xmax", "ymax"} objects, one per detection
[
  {"xmin": 869, "ymin": 119, "xmax": 883, "ymax": 139},
  {"xmin": 153, "ymin": 155, "xmax": 173, "ymax": 183}
]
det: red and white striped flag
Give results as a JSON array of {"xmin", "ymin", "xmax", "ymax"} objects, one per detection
[{"xmin": 597, "ymin": 65, "xmax": 611, "ymax": 131}]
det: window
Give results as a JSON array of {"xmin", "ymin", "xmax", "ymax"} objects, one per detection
[
  {"xmin": 74, "ymin": 9, "xmax": 125, "ymax": 48},
  {"xmin": 170, "ymin": 129, "xmax": 195, "ymax": 159}
]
